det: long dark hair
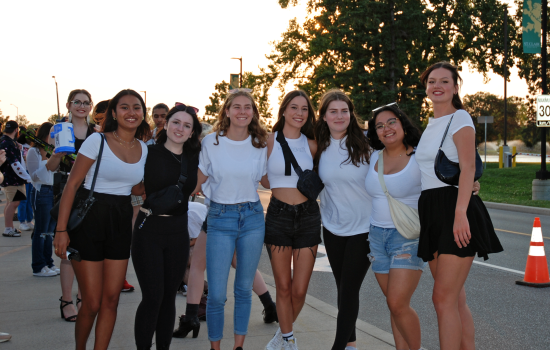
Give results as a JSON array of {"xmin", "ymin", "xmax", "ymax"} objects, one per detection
[
  {"xmin": 156, "ymin": 104, "xmax": 202, "ymax": 156},
  {"xmin": 313, "ymin": 89, "xmax": 370, "ymax": 171},
  {"xmin": 367, "ymin": 105, "xmax": 421, "ymax": 155},
  {"xmin": 420, "ymin": 61, "xmax": 465, "ymax": 110},
  {"xmin": 272, "ymin": 90, "xmax": 316, "ymax": 140},
  {"xmin": 33, "ymin": 122, "xmax": 54, "ymax": 147},
  {"xmin": 102, "ymin": 89, "xmax": 150, "ymax": 141}
]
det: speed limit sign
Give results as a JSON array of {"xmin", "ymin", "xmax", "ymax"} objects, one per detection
[{"xmin": 537, "ymin": 95, "xmax": 550, "ymax": 127}]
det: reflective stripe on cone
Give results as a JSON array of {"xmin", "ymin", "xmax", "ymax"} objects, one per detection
[{"xmin": 516, "ymin": 217, "xmax": 550, "ymax": 288}]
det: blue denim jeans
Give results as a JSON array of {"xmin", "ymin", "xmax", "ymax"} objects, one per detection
[
  {"xmin": 205, "ymin": 200, "xmax": 265, "ymax": 342},
  {"xmin": 17, "ymin": 182, "xmax": 34, "ymax": 222},
  {"xmin": 31, "ymin": 186, "xmax": 55, "ymax": 273}
]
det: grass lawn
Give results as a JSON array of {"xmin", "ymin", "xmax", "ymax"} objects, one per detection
[{"xmin": 478, "ymin": 163, "xmax": 550, "ymax": 208}]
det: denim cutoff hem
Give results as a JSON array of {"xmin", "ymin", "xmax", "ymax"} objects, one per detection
[{"xmin": 368, "ymin": 224, "xmax": 427, "ymax": 274}]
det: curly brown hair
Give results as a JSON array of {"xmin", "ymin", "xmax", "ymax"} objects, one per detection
[
  {"xmin": 213, "ymin": 90, "xmax": 267, "ymax": 148},
  {"xmin": 313, "ymin": 89, "xmax": 370, "ymax": 171}
]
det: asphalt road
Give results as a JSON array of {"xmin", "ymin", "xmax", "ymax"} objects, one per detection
[{"xmin": 255, "ymin": 189, "xmax": 550, "ymax": 350}]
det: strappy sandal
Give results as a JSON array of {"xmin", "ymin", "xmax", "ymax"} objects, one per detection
[
  {"xmin": 59, "ymin": 297, "xmax": 77, "ymax": 322},
  {"xmin": 76, "ymin": 297, "xmax": 82, "ymax": 310}
]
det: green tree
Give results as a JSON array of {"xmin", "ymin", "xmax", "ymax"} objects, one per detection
[
  {"xmin": 15, "ymin": 115, "xmax": 30, "ymax": 127},
  {"xmin": 28, "ymin": 123, "xmax": 40, "ymax": 131},
  {"xmin": 48, "ymin": 114, "xmax": 61, "ymax": 124},
  {"xmin": 270, "ymin": 0, "xmax": 516, "ymax": 124}
]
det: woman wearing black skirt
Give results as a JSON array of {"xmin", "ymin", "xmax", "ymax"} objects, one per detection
[
  {"xmin": 415, "ymin": 62, "xmax": 503, "ymax": 350},
  {"xmin": 131, "ymin": 104, "xmax": 201, "ymax": 350}
]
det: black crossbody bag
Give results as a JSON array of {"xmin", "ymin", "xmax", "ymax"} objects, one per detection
[
  {"xmin": 50, "ymin": 133, "xmax": 105, "ymax": 231},
  {"xmin": 276, "ymin": 131, "xmax": 324, "ymax": 201},
  {"xmin": 434, "ymin": 115, "xmax": 483, "ymax": 186},
  {"xmin": 138, "ymin": 151, "xmax": 188, "ymax": 228}
]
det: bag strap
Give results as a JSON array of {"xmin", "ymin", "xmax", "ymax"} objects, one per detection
[
  {"xmin": 87, "ymin": 133, "xmax": 105, "ymax": 199},
  {"xmin": 438, "ymin": 114, "xmax": 454, "ymax": 149},
  {"xmin": 176, "ymin": 151, "xmax": 189, "ymax": 189},
  {"xmin": 377, "ymin": 150, "xmax": 391, "ymax": 197},
  {"xmin": 276, "ymin": 131, "xmax": 304, "ymax": 177}
]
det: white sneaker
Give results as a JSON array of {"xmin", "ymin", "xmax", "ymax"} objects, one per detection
[
  {"xmin": 265, "ymin": 327, "xmax": 284, "ymax": 350},
  {"xmin": 19, "ymin": 223, "xmax": 31, "ymax": 231},
  {"xmin": 33, "ymin": 267, "xmax": 57, "ymax": 277},
  {"xmin": 345, "ymin": 347, "xmax": 358, "ymax": 350},
  {"xmin": 47, "ymin": 265, "xmax": 60, "ymax": 275},
  {"xmin": 2, "ymin": 228, "xmax": 21, "ymax": 237},
  {"xmin": 26, "ymin": 221, "xmax": 34, "ymax": 229},
  {"xmin": 283, "ymin": 338, "xmax": 298, "ymax": 350}
]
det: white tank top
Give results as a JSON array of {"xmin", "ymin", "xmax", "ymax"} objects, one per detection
[{"xmin": 267, "ymin": 131, "xmax": 313, "ymax": 189}]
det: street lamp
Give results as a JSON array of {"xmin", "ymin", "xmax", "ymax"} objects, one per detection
[
  {"xmin": 10, "ymin": 104, "xmax": 18, "ymax": 117},
  {"xmin": 231, "ymin": 57, "xmax": 243, "ymax": 87},
  {"xmin": 140, "ymin": 91, "xmax": 147, "ymax": 106},
  {"xmin": 52, "ymin": 76, "xmax": 61, "ymax": 118}
]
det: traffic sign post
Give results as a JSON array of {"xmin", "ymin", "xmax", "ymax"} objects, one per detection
[
  {"xmin": 536, "ymin": 95, "xmax": 550, "ymax": 127},
  {"xmin": 477, "ymin": 116, "xmax": 494, "ymax": 169}
]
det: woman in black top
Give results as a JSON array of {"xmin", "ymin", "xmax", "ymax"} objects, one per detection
[{"xmin": 132, "ymin": 104, "xmax": 201, "ymax": 350}]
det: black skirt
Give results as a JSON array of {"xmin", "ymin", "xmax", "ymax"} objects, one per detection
[{"xmin": 418, "ymin": 186, "xmax": 503, "ymax": 262}]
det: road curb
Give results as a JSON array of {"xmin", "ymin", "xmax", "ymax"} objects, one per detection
[{"xmin": 484, "ymin": 201, "xmax": 550, "ymax": 216}]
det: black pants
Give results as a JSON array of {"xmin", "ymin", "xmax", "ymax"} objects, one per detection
[
  {"xmin": 323, "ymin": 227, "xmax": 371, "ymax": 350},
  {"xmin": 132, "ymin": 215, "xmax": 190, "ymax": 349}
]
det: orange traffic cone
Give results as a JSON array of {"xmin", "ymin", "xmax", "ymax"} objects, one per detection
[{"xmin": 516, "ymin": 217, "xmax": 550, "ymax": 288}]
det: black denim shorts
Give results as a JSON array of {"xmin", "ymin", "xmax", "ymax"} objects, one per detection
[{"xmin": 264, "ymin": 195, "xmax": 322, "ymax": 250}]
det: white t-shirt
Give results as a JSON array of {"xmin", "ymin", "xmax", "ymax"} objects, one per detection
[
  {"xmin": 267, "ymin": 132, "xmax": 313, "ymax": 189},
  {"xmin": 78, "ymin": 133, "xmax": 147, "ymax": 196},
  {"xmin": 318, "ymin": 136, "xmax": 372, "ymax": 236},
  {"xmin": 199, "ymin": 133, "xmax": 267, "ymax": 204},
  {"xmin": 365, "ymin": 151, "xmax": 421, "ymax": 228},
  {"xmin": 26, "ymin": 147, "xmax": 55, "ymax": 191},
  {"xmin": 188, "ymin": 202, "xmax": 207, "ymax": 239},
  {"xmin": 415, "ymin": 110, "xmax": 475, "ymax": 191}
]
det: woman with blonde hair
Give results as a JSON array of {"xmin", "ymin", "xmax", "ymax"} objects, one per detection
[{"xmin": 194, "ymin": 89, "xmax": 268, "ymax": 350}]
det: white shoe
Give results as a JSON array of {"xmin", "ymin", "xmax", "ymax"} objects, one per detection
[
  {"xmin": 26, "ymin": 221, "xmax": 34, "ymax": 229},
  {"xmin": 19, "ymin": 223, "xmax": 31, "ymax": 231},
  {"xmin": 33, "ymin": 267, "xmax": 57, "ymax": 277},
  {"xmin": 345, "ymin": 347, "xmax": 358, "ymax": 350},
  {"xmin": 283, "ymin": 338, "xmax": 298, "ymax": 350},
  {"xmin": 265, "ymin": 327, "xmax": 284, "ymax": 350},
  {"xmin": 2, "ymin": 228, "xmax": 21, "ymax": 237},
  {"xmin": 47, "ymin": 265, "xmax": 60, "ymax": 275},
  {"xmin": 0, "ymin": 332, "xmax": 11, "ymax": 343}
]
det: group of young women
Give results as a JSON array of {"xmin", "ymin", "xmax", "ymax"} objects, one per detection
[{"xmin": 45, "ymin": 60, "xmax": 502, "ymax": 350}]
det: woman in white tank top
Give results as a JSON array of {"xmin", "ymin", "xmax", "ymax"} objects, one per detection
[{"xmin": 262, "ymin": 90, "xmax": 320, "ymax": 350}]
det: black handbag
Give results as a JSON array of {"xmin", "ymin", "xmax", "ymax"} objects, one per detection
[
  {"xmin": 50, "ymin": 133, "xmax": 105, "ymax": 231},
  {"xmin": 434, "ymin": 115, "xmax": 483, "ymax": 186},
  {"xmin": 276, "ymin": 131, "xmax": 324, "ymax": 201},
  {"xmin": 138, "ymin": 151, "xmax": 188, "ymax": 228}
]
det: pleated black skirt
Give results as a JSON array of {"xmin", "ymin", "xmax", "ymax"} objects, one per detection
[{"xmin": 418, "ymin": 186, "xmax": 503, "ymax": 262}]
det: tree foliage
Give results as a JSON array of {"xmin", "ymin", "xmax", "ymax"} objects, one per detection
[
  {"xmin": 48, "ymin": 114, "xmax": 60, "ymax": 124},
  {"xmin": 15, "ymin": 115, "xmax": 30, "ymax": 127},
  {"xmin": 269, "ymin": 0, "xmax": 516, "ymax": 123}
]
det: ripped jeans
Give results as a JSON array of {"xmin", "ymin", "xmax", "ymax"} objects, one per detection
[{"xmin": 368, "ymin": 224, "xmax": 427, "ymax": 274}]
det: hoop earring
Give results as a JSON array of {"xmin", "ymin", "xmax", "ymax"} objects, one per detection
[{"xmin": 113, "ymin": 117, "xmax": 117, "ymax": 121}]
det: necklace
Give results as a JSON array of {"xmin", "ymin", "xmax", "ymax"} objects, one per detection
[
  {"xmin": 113, "ymin": 131, "xmax": 136, "ymax": 149},
  {"xmin": 384, "ymin": 148, "xmax": 404, "ymax": 158},
  {"xmin": 169, "ymin": 150, "xmax": 182, "ymax": 163}
]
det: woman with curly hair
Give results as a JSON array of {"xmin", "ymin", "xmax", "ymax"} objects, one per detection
[
  {"xmin": 315, "ymin": 89, "xmax": 372, "ymax": 350},
  {"xmin": 194, "ymin": 88, "xmax": 268, "ymax": 350}
]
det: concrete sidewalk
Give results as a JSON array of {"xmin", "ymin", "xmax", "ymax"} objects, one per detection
[{"xmin": 0, "ymin": 192, "xmax": 396, "ymax": 350}]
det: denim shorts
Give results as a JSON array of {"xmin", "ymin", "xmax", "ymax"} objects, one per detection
[
  {"xmin": 264, "ymin": 196, "xmax": 321, "ymax": 249},
  {"xmin": 368, "ymin": 224, "xmax": 427, "ymax": 274}
]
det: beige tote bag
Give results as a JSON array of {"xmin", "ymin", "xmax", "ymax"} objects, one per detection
[{"xmin": 377, "ymin": 150, "xmax": 420, "ymax": 240}]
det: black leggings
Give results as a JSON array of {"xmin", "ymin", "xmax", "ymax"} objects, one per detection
[
  {"xmin": 323, "ymin": 227, "xmax": 371, "ymax": 350},
  {"xmin": 132, "ymin": 216, "xmax": 190, "ymax": 349}
]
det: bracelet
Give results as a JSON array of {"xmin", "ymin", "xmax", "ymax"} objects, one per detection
[{"xmin": 56, "ymin": 229, "xmax": 67, "ymax": 232}]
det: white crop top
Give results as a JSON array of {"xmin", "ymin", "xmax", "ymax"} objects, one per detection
[
  {"xmin": 78, "ymin": 133, "xmax": 147, "ymax": 196},
  {"xmin": 267, "ymin": 132, "xmax": 313, "ymax": 189},
  {"xmin": 199, "ymin": 133, "xmax": 267, "ymax": 204},
  {"xmin": 365, "ymin": 151, "xmax": 421, "ymax": 228}
]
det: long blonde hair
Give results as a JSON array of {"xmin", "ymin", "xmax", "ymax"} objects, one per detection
[{"xmin": 213, "ymin": 90, "xmax": 268, "ymax": 148}]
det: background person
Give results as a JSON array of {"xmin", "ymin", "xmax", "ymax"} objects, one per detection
[
  {"xmin": 146, "ymin": 103, "xmax": 169, "ymax": 145},
  {"xmin": 54, "ymin": 89, "xmax": 149, "ymax": 350},
  {"xmin": 0, "ymin": 149, "xmax": 10, "ymax": 341},
  {"xmin": 0, "ymin": 121, "xmax": 32, "ymax": 237},
  {"xmin": 16, "ymin": 129, "xmax": 34, "ymax": 231}
]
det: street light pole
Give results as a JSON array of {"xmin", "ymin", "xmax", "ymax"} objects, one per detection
[
  {"xmin": 503, "ymin": 8, "xmax": 508, "ymax": 146},
  {"xmin": 52, "ymin": 76, "xmax": 61, "ymax": 118},
  {"xmin": 140, "ymin": 91, "xmax": 147, "ymax": 106},
  {"xmin": 537, "ymin": 0, "xmax": 550, "ymax": 180},
  {"xmin": 231, "ymin": 57, "xmax": 243, "ymax": 87},
  {"xmin": 10, "ymin": 104, "xmax": 18, "ymax": 118}
]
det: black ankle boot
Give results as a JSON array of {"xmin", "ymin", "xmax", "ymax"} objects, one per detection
[
  {"xmin": 156, "ymin": 344, "xmax": 170, "ymax": 350},
  {"xmin": 262, "ymin": 301, "xmax": 278, "ymax": 324},
  {"xmin": 172, "ymin": 314, "xmax": 200, "ymax": 338},
  {"xmin": 136, "ymin": 345, "xmax": 151, "ymax": 350}
]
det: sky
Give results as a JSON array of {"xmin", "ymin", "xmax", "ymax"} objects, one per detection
[{"xmin": 0, "ymin": 0, "xmax": 532, "ymax": 125}]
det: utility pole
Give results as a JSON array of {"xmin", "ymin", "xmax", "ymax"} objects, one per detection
[
  {"xmin": 231, "ymin": 57, "xmax": 243, "ymax": 87},
  {"xmin": 504, "ymin": 8, "xmax": 508, "ymax": 146},
  {"xmin": 537, "ymin": 0, "xmax": 550, "ymax": 180},
  {"xmin": 10, "ymin": 104, "xmax": 18, "ymax": 117},
  {"xmin": 52, "ymin": 76, "xmax": 61, "ymax": 118},
  {"xmin": 140, "ymin": 91, "xmax": 147, "ymax": 106}
]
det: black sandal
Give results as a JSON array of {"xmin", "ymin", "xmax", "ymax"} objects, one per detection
[
  {"xmin": 59, "ymin": 297, "xmax": 77, "ymax": 322},
  {"xmin": 76, "ymin": 297, "xmax": 82, "ymax": 309}
]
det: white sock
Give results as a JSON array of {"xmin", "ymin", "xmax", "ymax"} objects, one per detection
[{"xmin": 282, "ymin": 331, "xmax": 294, "ymax": 341}]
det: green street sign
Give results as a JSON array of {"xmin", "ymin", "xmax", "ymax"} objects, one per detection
[
  {"xmin": 229, "ymin": 74, "xmax": 240, "ymax": 90},
  {"xmin": 523, "ymin": 0, "xmax": 542, "ymax": 54}
]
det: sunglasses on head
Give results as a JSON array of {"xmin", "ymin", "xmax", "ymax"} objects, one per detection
[
  {"xmin": 228, "ymin": 88, "xmax": 252, "ymax": 94},
  {"xmin": 175, "ymin": 103, "xmax": 199, "ymax": 114},
  {"xmin": 372, "ymin": 102, "xmax": 399, "ymax": 114}
]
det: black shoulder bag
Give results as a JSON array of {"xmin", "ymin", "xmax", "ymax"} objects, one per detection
[
  {"xmin": 138, "ymin": 151, "xmax": 188, "ymax": 228},
  {"xmin": 434, "ymin": 115, "xmax": 483, "ymax": 186},
  {"xmin": 50, "ymin": 133, "xmax": 105, "ymax": 231},
  {"xmin": 276, "ymin": 131, "xmax": 324, "ymax": 201}
]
